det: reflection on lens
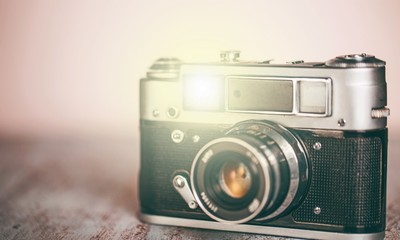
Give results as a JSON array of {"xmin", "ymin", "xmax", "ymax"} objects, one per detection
[{"xmin": 220, "ymin": 160, "xmax": 251, "ymax": 199}]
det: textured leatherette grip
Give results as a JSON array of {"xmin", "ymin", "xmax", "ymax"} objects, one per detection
[{"xmin": 293, "ymin": 136, "xmax": 384, "ymax": 229}]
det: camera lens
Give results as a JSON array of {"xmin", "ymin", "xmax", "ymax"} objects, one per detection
[
  {"xmin": 219, "ymin": 160, "xmax": 251, "ymax": 199},
  {"xmin": 190, "ymin": 120, "xmax": 309, "ymax": 223}
]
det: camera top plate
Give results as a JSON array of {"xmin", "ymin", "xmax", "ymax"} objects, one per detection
[
  {"xmin": 141, "ymin": 51, "xmax": 388, "ymax": 131},
  {"xmin": 147, "ymin": 52, "xmax": 386, "ymax": 80}
]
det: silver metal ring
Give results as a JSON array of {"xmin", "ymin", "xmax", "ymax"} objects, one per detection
[
  {"xmin": 191, "ymin": 120, "xmax": 308, "ymax": 223},
  {"xmin": 254, "ymin": 121, "xmax": 307, "ymax": 220},
  {"xmin": 190, "ymin": 137, "xmax": 271, "ymax": 224}
]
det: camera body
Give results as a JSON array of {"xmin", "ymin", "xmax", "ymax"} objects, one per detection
[{"xmin": 139, "ymin": 52, "xmax": 389, "ymax": 240}]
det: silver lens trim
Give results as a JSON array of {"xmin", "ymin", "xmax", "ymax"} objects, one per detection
[
  {"xmin": 190, "ymin": 137, "xmax": 271, "ymax": 224},
  {"xmin": 252, "ymin": 121, "xmax": 307, "ymax": 220},
  {"xmin": 191, "ymin": 120, "xmax": 309, "ymax": 223}
]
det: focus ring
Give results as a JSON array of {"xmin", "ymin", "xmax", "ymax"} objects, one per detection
[{"xmin": 190, "ymin": 120, "xmax": 309, "ymax": 223}]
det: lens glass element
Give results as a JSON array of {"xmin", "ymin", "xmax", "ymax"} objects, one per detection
[{"xmin": 219, "ymin": 160, "xmax": 252, "ymax": 199}]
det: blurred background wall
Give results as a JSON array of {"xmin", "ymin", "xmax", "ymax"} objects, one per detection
[{"xmin": 0, "ymin": 0, "xmax": 398, "ymax": 140}]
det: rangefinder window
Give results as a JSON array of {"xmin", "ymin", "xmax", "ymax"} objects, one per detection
[
  {"xmin": 228, "ymin": 77, "xmax": 293, "ymax": 112},
  {"xmin": 183, "ymin": 74, "xmax": 225, "ymax": 111},
  {"xmin": 298, "ymin": 80, "xmax": 328, "ymax": 114}
]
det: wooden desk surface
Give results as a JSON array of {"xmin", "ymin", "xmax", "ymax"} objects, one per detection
[{"xmin": 0, "ymin": 138, "xmax": 399, "ymax": 240}]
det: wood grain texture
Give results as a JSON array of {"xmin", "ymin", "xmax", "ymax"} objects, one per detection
[{"xmin": 0, "ymin": 138, "xmax": 398, "ymax": 240}]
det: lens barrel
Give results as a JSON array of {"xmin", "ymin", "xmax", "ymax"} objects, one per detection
[{"xmin": 190, "ymin": 120, "xmax": 309, "ymax": 223}]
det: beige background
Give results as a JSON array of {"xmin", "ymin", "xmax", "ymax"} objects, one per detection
[{"xmin": 0, "ymin": 0, "xmax": 398, "ymax": 140}]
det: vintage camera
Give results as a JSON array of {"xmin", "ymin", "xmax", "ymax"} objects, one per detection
[{"xmin": 139, "ymin": 51, "xmax": 389, "ymax": 240}]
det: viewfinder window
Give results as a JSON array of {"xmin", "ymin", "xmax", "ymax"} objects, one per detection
[{"xmin": 299, "ymin": 81, "xmax": 327, "ymax": 114}]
